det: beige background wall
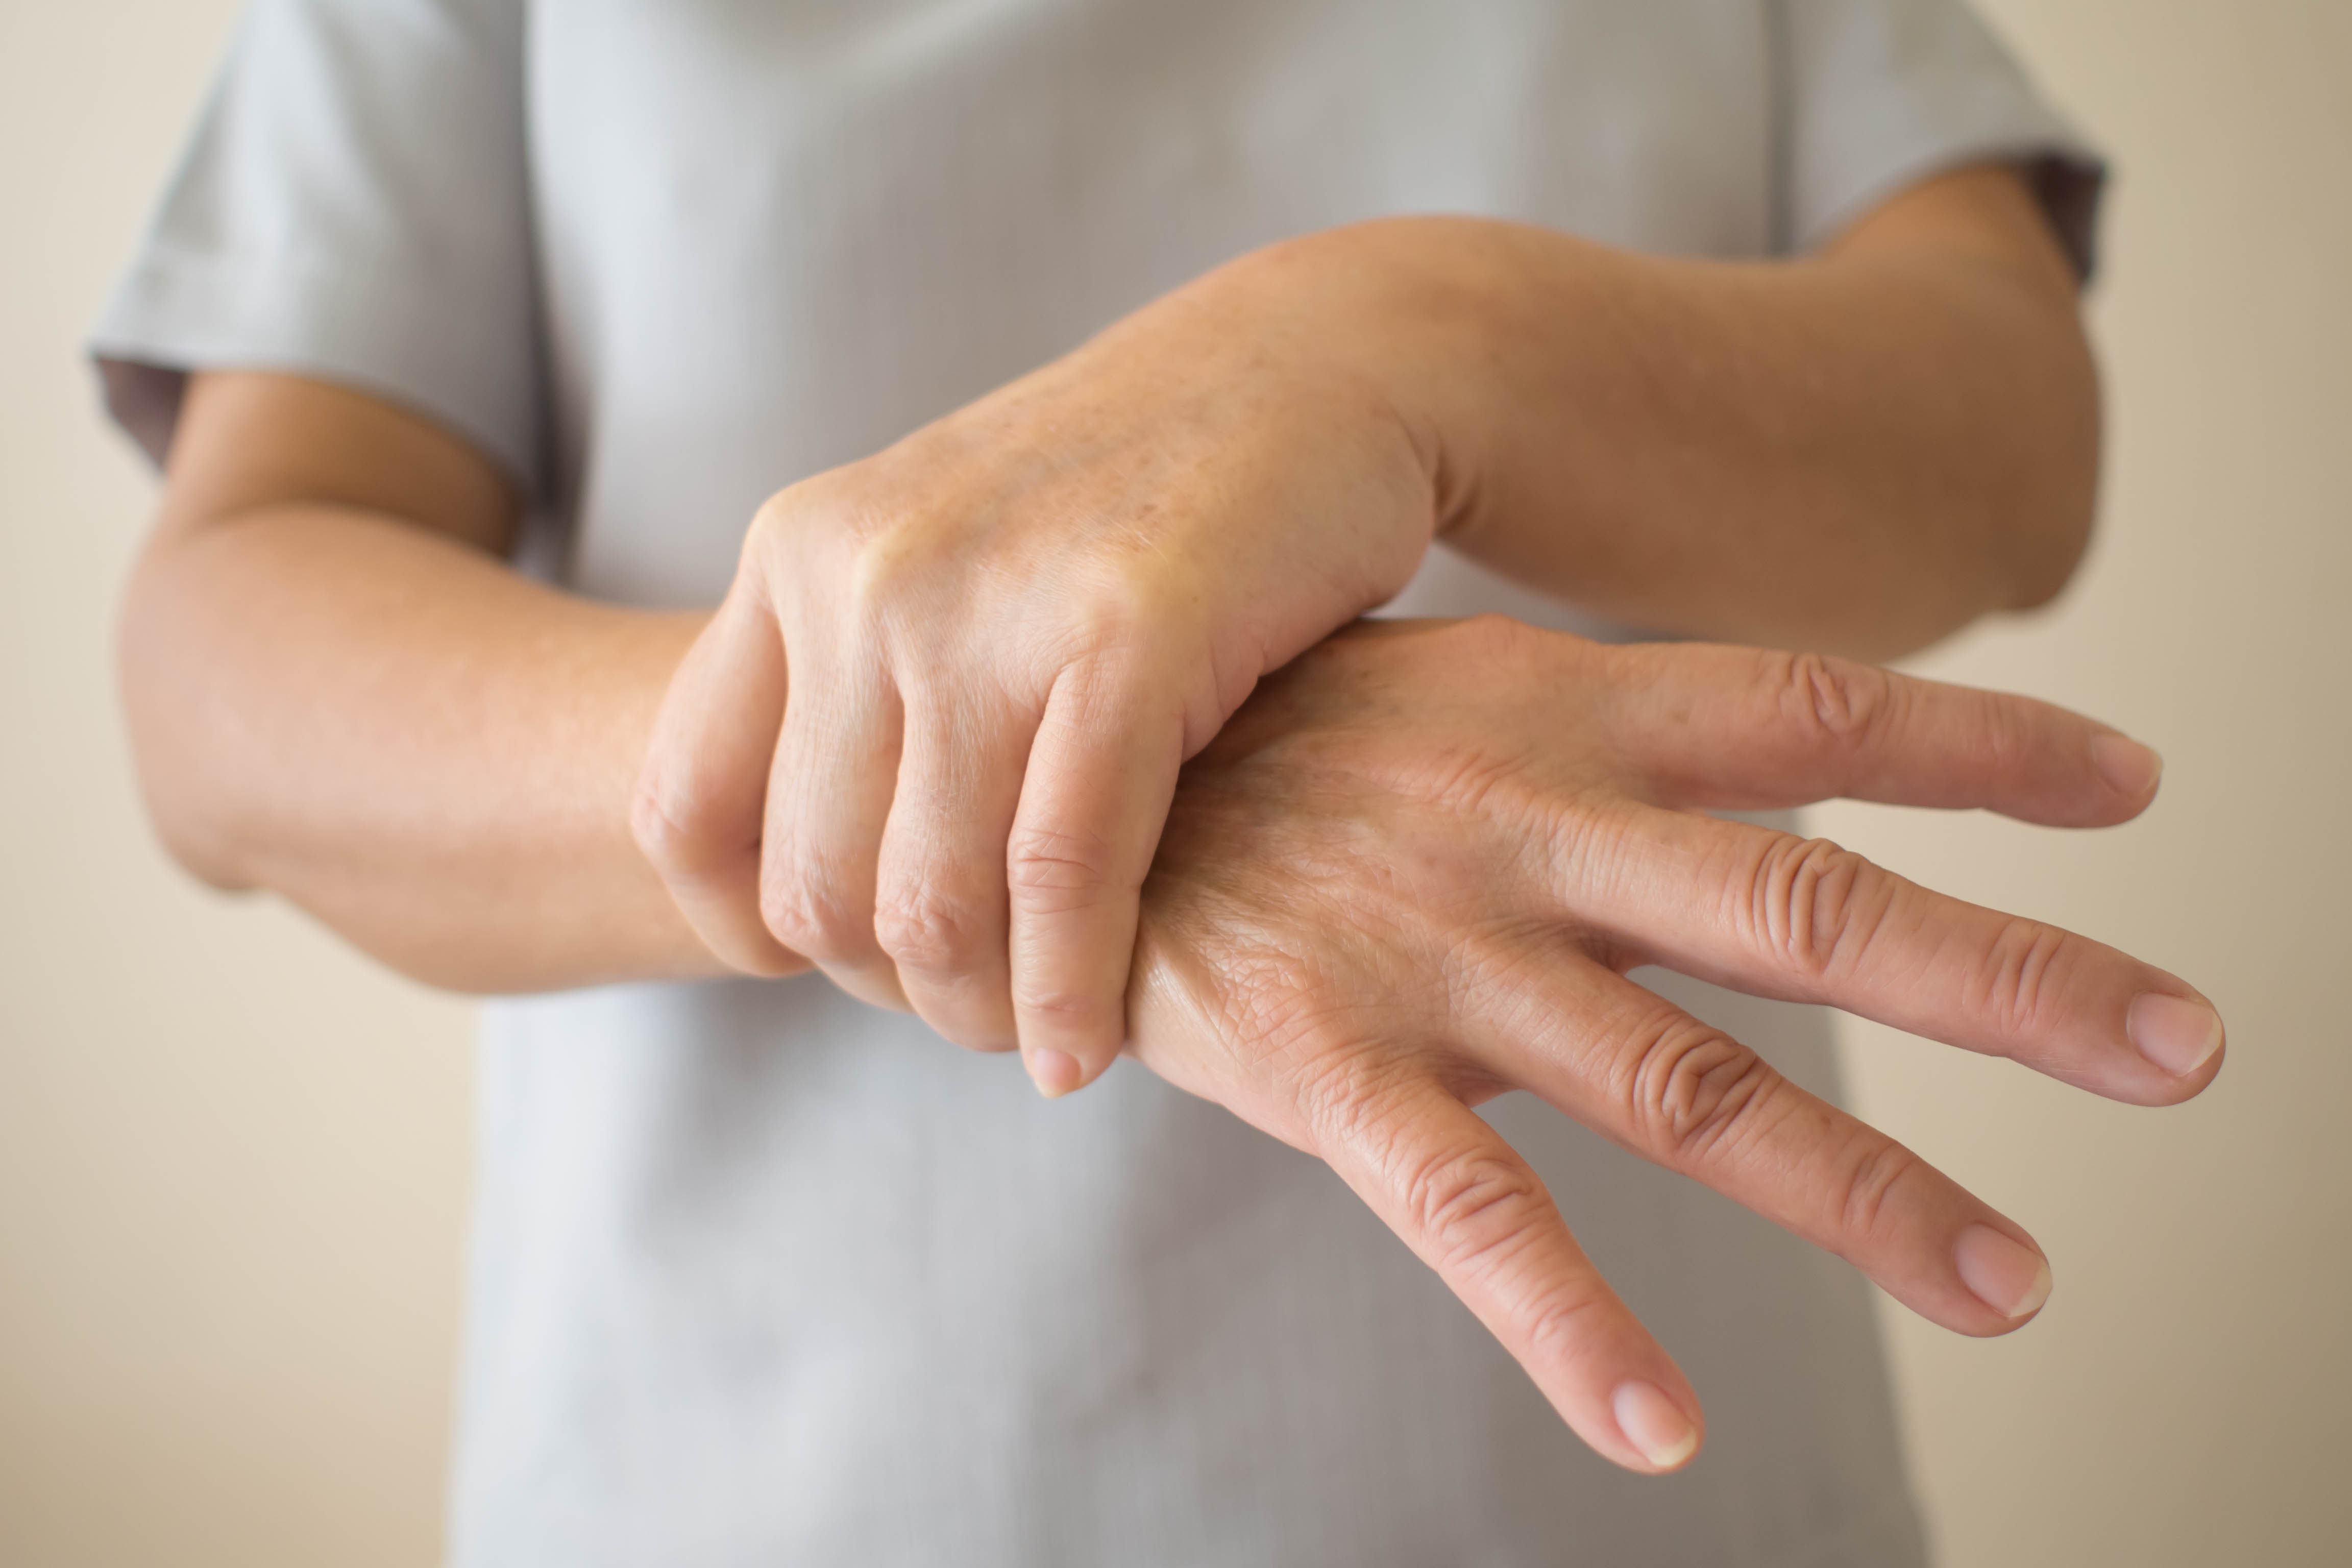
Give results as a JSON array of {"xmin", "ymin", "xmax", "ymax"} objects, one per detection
[
  {"xmin": 2, "ymin": 1, "xmax": 2344, "ymax": 1562},
  {"xmin": 1821, "ymin": 9, "xmax": 2352, "ymax": 1566}
]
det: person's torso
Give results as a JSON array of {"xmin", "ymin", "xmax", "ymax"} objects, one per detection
[
  {"xmin": 452, "ymin": 5, "xmax": 1925, "ymax": 1564},
  {"xmin": 524, "ymin": 0, "xmax": 1782, "ymax": 614}
]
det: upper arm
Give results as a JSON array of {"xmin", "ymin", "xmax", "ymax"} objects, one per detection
[
  {"xmin": 156, "ymin": 370, "xmax": 519, "ymax": 555},
  {"xmin": 1814, "ymin": 161, "xmax": 2103, "ymax": 611},
  {"xmin": 1819, "ymin": 160, "xmax": 2087, "ymax": 313},
  {"xmin": 91, "ymin": 0, "xmax": 541, "ymax": 529}
]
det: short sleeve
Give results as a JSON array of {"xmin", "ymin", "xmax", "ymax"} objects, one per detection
[
  {"xmin": 1781, "ymin": 0, "xmax": 2108, "ymax": 279},
  {"xmin": 88, "ymin": 0, "xmax": 542, "ymax": 497}
]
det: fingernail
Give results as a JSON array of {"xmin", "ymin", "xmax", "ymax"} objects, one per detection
[
  {"xmin": 2126, "ymin": 992, "xmax": 2224, "ymax": 1077},
  {"xmin": 1611, "ymin": 1381, "xmax": 1699, "ymax": 1471},
  {"xmin": 2091, "ymin": 733, "xmax": 2164, "ymax": 797},
  {"xmin": 1027, "ymin": 1048, "xmax": 1082, "ymax": 1099},
  {"xmin": 1954, "ymin": 1224, "xmax": 2053, "ymax": 1319}
]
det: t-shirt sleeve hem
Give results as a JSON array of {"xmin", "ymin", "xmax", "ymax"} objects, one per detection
[
  {"xmin": 87, "ymin": 240, "xmax": 543, "ymax": 500},
  {"xmin": 1794, "ymin": 131, "xmax": 2108, "ymax": 283}
]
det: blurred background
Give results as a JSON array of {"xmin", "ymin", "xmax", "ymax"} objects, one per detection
[{"xmin": 2, "ymin": 2, "xmax": 2345, "ymax": 1563}]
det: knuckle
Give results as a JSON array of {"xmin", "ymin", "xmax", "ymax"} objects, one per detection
[
  {"xmin": 1208, "ymin": 986, "xmax": 1425, "ymax": 1134},
  {"xmin": 1007, "ymin": 822, "xmax": 1129, "ymax": 914},
  {"xmin": 749, "ymin": 485, "xmax": 800, "ymax": 540},
  {"xmin": 1293, "ymin": 1045, "xmax": 1409, "ymax": 1144},
  {"xmin": 1614, "ymin": 1011, "xmax": 1785, "ymax": 1164},
  {"xmin": 1044, "ymin": 645, "xmax": 1173, "ymax": 733},
  {"xmin": 742, "ymin": 493, "xmax": 792, "ymax": 559},
  {"xmin": 1774, "ymin": 650, "xmax": 1894, "ymax": 750},
  {"xmin": 848, "ymin": 530, "xmax": 922, "ymax": 617},
  {"xmin": 1744, "ymin": 832, "xmax": 1887, "ymax": 981},
  {"xmin": 757, "ymin": 474, "xmax": 929, "ymax": 630},
  {"xmin": 1832, "ymin": 1135, "xmax": 1930, "ymax": 1251},
  {"xmin": 1971, "ymin": 692, "xmax": 2041, "ymax": 776},
  {"xmin": 840, "ymin": 555, "xmax": 927, "ymax": 651},
  {"xmin": 758, "ymin": 864, "xmax": 864, "ymax": 961},
  {"xmin": 1070, "ymin": 578, "xmax": 1163, "ymax": 655},
  {"xmin": 1520, "ymin": 1286, "xmax": 1622, "ymax": 1371},
  {"xmin": 1395, "ymin": 1140, "xmax": 1551, "ymax": 1276},
  {"xmin": 747, "ymin": 479, "xmax": 831, "ymax": 561},
  {"xmin": 871, "ymin": 875, "xmax": 993, "ymax": 976},
  {"xmin": 1970, "ymin": 915, "xmax": 2078, "ymax": 1037},
  {"xmin": 1394, "ymin": 741, "xmax": 1531, "ymax": 823}
]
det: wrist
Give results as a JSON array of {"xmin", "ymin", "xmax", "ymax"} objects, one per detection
[{"xmin": 1221, "ymin": 216, "xmax": 1589, "ymax": 537}]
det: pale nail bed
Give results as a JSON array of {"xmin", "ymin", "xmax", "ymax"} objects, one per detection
[
  {"xmin": 2091, "ymin": 732, "xmax": 2164, "ymax": 797},
  {"xmin": 1027, "ymin": 1047, "xmax": 1082, "ymax": 1098},
  {"xmin": 1954, "ymin": 1223, "xmax": 2053, "ymax": 1320},
  {"xmin": 2127, "ymin": 992, "xmax": 2224, "ymax": 1077},
  {"xmin": 1612, "ymin": 1380, "xmax": 1699, "ymax": 1471}
]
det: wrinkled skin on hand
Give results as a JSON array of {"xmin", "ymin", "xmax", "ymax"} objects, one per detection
[
  {"xmin": 633, "ymin": 253, "xmax": 1435, "ymax": 1094},
  {"xmin": 1127, "ymin": 617, "xmax": 2220, "ymax": 1474}
]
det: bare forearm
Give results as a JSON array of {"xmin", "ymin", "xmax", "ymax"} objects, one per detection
[
  {"xmin": 1231, "ymin": 169, "xmax": 2098, "ymax": 659},
  {"xmin": 120, "ymin": 502, "xmax": 729, "ymax": 992},
  {"xmin": 122, "ymin": 168, "xmax": 2095, "ymax": 1000}
]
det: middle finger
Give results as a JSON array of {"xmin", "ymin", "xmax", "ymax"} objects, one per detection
[
  {"xmin": 1558, "ymin": 807, "xmax": 2224, "ymax": 1106},
  {"xmin": 761, "ymin": 650, "xmax": 909, "ymax": 1012},
  {"xmin": 873, "ymin": 687, "xmax": 1030, "ymax": 1051}
]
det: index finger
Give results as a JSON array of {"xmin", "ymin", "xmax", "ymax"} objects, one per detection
[
  {"xmin": 1576, "ymin": 808, "xmax": 2224, "ymax": 1107},
  {"xmin": 1006, "ymin": 658, "xmax": 1188, "ymax": 1096},
  {"xmin": 1310, "ymin": 1066, "xmax": 1707, "ymax": 1473},
  {"xmin": 632, "ymin": 573, "xmax": 804, "ymax": 976},
  {"xmin": 1601, "ymin": 643, "xmax": 2163, "ymax": 826}
]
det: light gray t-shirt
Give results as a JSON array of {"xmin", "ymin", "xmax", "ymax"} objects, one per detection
[{"xmin": 93, "ymin": 3, "xmax": 2099, "ymax": 1563}]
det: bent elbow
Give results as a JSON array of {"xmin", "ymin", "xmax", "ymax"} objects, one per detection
[
  {"xmin": 116, "ymin": 564, "xmax": 257, "ymax": 894},
  {"xmin": 2001, "ymin": 329, "xmax": 2103, "ymax": 614},
  {"xmin": 2013, "ymin": 301, "xmax": 2107, "ymax": 611},
  {"xmin": 138, "ymin": 782, "xmax": 254, "ymax": 894},
  {"xmin": 119, "ymin": 697, "xmax": 256, "ymax": 895},
  {"xmin": 2004, "ymin": 477, "xmax": 2097, "ymax": 612}
]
